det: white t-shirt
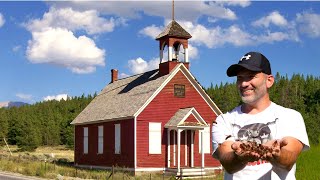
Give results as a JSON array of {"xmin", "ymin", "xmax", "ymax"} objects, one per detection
[{"xmin": 212, "ymin": 102, "xmax": 310, "ymax": 180}]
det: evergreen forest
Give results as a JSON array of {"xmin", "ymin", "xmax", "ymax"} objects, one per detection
[{"xmin": 0, "ymin": 73, "xmax": 319, "ymax": 151}]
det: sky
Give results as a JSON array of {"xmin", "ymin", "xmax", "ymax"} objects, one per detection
[{"xmin": 0, "ymin": 1, "xmax": 320, "ymax": 104}]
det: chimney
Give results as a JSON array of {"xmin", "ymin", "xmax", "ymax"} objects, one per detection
[{"xmin": 111, "ymin": 69, "xmax": 118, "ymax": 83}]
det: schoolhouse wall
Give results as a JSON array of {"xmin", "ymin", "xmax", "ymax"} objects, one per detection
[
  {"xmin": 74, "ymin": 118, "xmax": 135, "ymax": 168},
  {"xmin": 136, "ymin": 70, "xmax": 220, "ymax": 168}
]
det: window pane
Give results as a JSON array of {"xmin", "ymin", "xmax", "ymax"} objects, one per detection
[
  {"xmin": 98, "ymin": 126, "xmax": 103, "ymax": 154},
  {"xmin": 149, "ymin": 122, "xmax": 161, "ymax": 154},
  {"xmin": 115, "ymin": 124, "xmax": 121, "ymax": 154},
  {"xmin": 84, "ymin": 127, "xmax": 88, "ymax": 154}
]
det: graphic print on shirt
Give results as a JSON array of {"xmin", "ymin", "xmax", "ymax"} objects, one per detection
[{"xmin": 232, "ymin": 119, "xmax": 277, "ymax": 144}]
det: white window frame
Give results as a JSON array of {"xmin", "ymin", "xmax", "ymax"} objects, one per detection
[
  {"xmin": 199, "ymin": 125, "xmax": 210, "ymax": 154},
  {"xmin": 83, "ymin": 127, "xmax": 88, "ymax": 154},
  {"xmin": 115, "ymin": 124, "xmax": 121, "ymax": 154},
  {"xmin": 149, "ymin": 122, "xmax": 162, "ymax": 154},
  {"xmin": 98, "ymin": 126, "xmax": 103, "ymax": 154}
]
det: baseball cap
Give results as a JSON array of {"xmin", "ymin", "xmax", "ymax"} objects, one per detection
[{"xmin": 226, "ymin": 51, "xmax": 272, "ymax": 77}]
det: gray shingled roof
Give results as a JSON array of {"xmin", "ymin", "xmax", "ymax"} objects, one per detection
[
  {"xmin": 165, "ymin": 107, "xmax": 207, "ymax": 128},
  {"xmin": 71, "ymin": 69, "xmax": 169, "ymax": 125},
  {"xmin": 156, "ymin": 20, "xmax": 192, "ymax": 40}
]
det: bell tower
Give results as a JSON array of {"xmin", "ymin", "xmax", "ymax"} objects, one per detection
[{"xmin": 156, "ymin": 1, "xmax": 192, "ymax": 76}]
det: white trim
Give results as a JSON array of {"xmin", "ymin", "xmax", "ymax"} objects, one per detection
[
  {"xmin": 173, "ymin": 131, "xmax": 176, "ymax": 166},
  {"xmin": 179, "ymin": 67, "xmax": 222, "ymax": 116},
  {"xmin": 168, "ymin": 46, "xmax": 173, "ymax": 61},
  {"xmin": 185, "ymin": 130, "xmax": 187, "ymax": 166},
  {"xmin": 184, "ymin": 48, "xmax": 189, "ymax": 63},
  {"xmin": 201, "ymin": 131, "xmax": 204, "ymax": 168},
  {"xmin": 134, "ymin": 117, "xmax": 137, "ymax": 168},
  {"xmin": 74, "ymin": 164, "xmax": 222, "ymax": 172},
  {"xmin": 177, "ymin": 129, "xmax": 181, "ymax": 173},
  {"xmin": 72, "ymin": 116, "xmax": 134, "ymax": 125},
  {"xmin": 167, "ymin": 129, "xmax": 170, "ymax": 168},
  {"xmin": 191, "ymin": 130, "xmax": 194, "ymax": 167},
  {"xmin": 134, "ymin": 63, "xmax": 222, "ymax": 119}
]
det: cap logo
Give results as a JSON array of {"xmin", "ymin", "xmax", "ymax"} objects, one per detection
[{"xmin": 240, "ymin": 54, "xmax": 251, "ymax": 61}]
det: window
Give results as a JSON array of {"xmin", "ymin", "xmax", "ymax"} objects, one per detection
[
  {"xmin": 98, "ymin": 126, "xmax": 103, "ymax": 154},
  {"xmin": 174, "ymin": 84, "xmax": 185, "ymax": 97},
  {"xmin": 199, "ymin": 126, "xmax": 210, "ymax": 154},
  {"xmin": 149, "ymin": 122, "xmax": 162, "ymax": 154},
  {"xmin": 115, "ymin": 124, "xmax": 121, "ymax": 154},
  {"xmin": 83, "ymin": 127, "xmax": 88, "ymax": 154}
]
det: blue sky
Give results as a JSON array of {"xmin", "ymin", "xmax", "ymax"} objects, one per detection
[{"xmin": 1, "ymin": 1, "xmax": 320, "ymax": 104}]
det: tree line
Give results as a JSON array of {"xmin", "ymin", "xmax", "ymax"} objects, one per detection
[
  {"xmin": 0, "ymin": 73, "xmax": 319, "ymax": 151},
  {"xmin": 0, "ymin": 93, "xmax": 96, "ymax": 151}
]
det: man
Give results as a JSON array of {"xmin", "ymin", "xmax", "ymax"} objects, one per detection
[{"xmin": 212, "ymin": 52, "xmax": 309, "ymax": 180}]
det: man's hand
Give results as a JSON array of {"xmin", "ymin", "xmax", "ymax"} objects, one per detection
[
  {"xmin": 231, "ymin": 141, "xmax": 261, "ymax": 162},
  {"xmin": 261, "ymin": 139, "xmax": 288, "ymax": 162}
]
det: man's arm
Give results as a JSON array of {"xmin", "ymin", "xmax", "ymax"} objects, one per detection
[
  {"xmin": 214, "ymin": 141, "xmax": 246, "ymax": 174},
  {"xmin": 264, "ymin": 136, "xmax": 304, "ymax": 171}
]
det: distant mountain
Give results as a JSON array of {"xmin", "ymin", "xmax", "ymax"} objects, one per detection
[{"xmin": 0, "ymin": 101, "xmax": 28, "ymax": 108}]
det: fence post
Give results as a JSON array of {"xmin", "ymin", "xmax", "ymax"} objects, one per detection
[{"xmin": 112, "ymin": 165, "xmax": 114, "ymax": 180}]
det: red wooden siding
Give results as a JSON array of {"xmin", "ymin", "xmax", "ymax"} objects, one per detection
[
  {"xmin": 136, "ymin": 70, "xmax": 220, "ymax": 168},
  {"xmin": 74, "ymin": 119, "xmax": 135, "ymax": 168}
]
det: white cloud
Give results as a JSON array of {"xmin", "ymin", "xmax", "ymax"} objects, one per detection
[
  {"xmin": 128, "ymin": 57, "xmax": 159, "ymax": 74},
  {"xmin": 0, "ymin": 13, "xmax": 5, "ymax": 28},
  {"xmin": 296, "ymin": 12, "xmax": 320, "ymax": 38},
  {"xmin": 16, "ymin": 93, "xmax": 32, "ymax": 101},
  {"xmin": 252, "ymin": 11, "xmax": 288, "ymax": 28},
  {"xmin": 43, "ymin": 94, "xmax": 68, "ymax": 101},
  {"xmin": 119, "ymin": 73, "xmax": 130, "ymax": 79},
  {"xmin": 51, "ymin": 1, "xmax": 239, "ymax": 22},
  {"xmin": 26, "ymin": 7, "xmax": 118, "ymax": 35},
  {"xmin": 215, "ymin": 0, "xmax": 251, "ymax": 8},
  {"xmin": 23, "ymin": 7, "xmax": 121, "ymax": 74},
  {"xmin": 26, "ymin": 27, "xmax": 105, "ymax": 74},
  {"xmin": 139, "ymin": 24, "xmax": 163, "ymax": 39}
]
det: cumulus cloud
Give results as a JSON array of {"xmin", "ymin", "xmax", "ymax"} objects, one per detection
[
  {"xmin": 139, "ymin": 24, "xmax": 163, "ymax": 39},
  {"xmin": 128, "ymin": 57, "xmax": 159, "ymax": 74},
  {"xmin": 0, "ymin": 13, "xmax": 5, "ymax": 28},
  {"xmin": 296, "ymin": 12, "xmax": 320, "ymax": 38},
  {"xmin": 26, "ymin": 27, "xmax": 105, "ymax": 74},
  {"xmin": 24, "ymin": 7, "xmax": 110, "ymax": 74},
  {"xmin": 216, "ymin": 0, "xmax": 251, "ymax": 8},
  {"xmin": 140, "ymin": 19, "xmax": 299, "ymax": 49},
  {"xmin": 26, "ymin": 7, "xmax": 118, "ymax": 35},
  {"xmin": 43, "ymin": 94, "xmax": 68, "ymax": 101},
  {"xmin": 252, "ymin": 11, "xmax": 288, "ymax": 28},
  {"xmin": 16, "ymin": 93, "xmax": 32, "ymax": 101},
  {"xmin": 51, "ymin": 1, "xmax": 239, "ymax": 22}
]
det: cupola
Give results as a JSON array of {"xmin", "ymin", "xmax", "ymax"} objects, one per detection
[{"xmin": 156, "ymin": 19, "xmax": 192, "ymax": 76}]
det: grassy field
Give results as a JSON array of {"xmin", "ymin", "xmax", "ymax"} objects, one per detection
[
  {"xmin": 296, "ymin": 144, "xmax": 320, "ymax": 180},
  {"xmin": 0, "ymin": 145, "xmax": 223, "ymax": 179},
  {"xmin": 1, "ymin": 144, "xmax": 317, "ymax": 180}
]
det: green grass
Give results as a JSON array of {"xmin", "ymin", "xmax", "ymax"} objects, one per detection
[
  {"xmin": 296, "ymin": 144, "xmax": 320, "ymax": 180},
  {"xmin": 0, "ymin": 145, "xmax": 223, "ymax": 179}
]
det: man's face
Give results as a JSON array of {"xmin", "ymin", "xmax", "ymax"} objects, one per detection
[{"xmin": 236, "ymin": 69, "xmax": 273, "ymax": 105}]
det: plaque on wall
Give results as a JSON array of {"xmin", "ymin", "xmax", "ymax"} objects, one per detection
[{"xmin": 174, "ymin": 84, "xmax": 185, "ymax": 97}]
